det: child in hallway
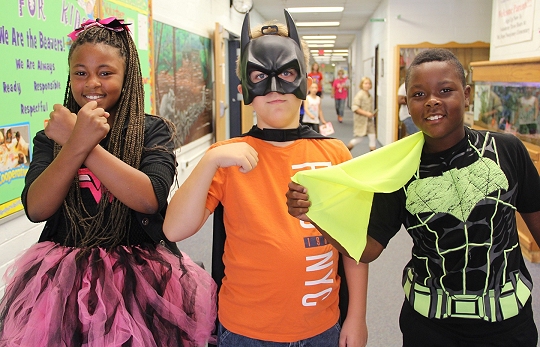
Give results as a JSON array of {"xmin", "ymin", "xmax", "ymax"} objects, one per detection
[
  {"xmin": 308, "ymin": 62, "xmax": 324, "ymax": 97},
  {"xmin": 164, "ymin": 10, "xmax": 368, "ymax": 347},
  {"xmin": 347, "ymin": 77, "xmax": 377, "ymax": 151},
  {"xmin": 0, "ymin": 18, "xmax": 216, "ymax": 347},
  {"xmin": 302, "ymin": 82, "xmax": 327, "ymax": 133},
  {"xmin": 286, "ymin": 48, "xmax": 540, "ymax": 346},
  {"xmin": 397, "ymin": 82, "xmax": 419, "ymax": 135},
  {"xmin": 331, "ymin": 69, "xmax": 349, "ymax": 123}
]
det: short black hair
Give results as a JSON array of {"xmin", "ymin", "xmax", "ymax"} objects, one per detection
[{"xmin": 405, "ymin": 48, "xmax": 466, "ymax": 89}]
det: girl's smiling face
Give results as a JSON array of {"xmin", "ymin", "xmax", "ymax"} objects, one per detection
[
  {"xmin": 407, "ymin": 61, "xmax": 470, "ymax": 153},
  {"xmin": 69, "ymin": 43, "xmax": 126, "ymax": 116}
]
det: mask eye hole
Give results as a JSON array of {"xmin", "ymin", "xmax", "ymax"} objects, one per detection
[
  {"xmin": 249, "ymin": 70, "xmax": 268, "ymax": 83},
  {"xmin": 278, "ymin": 68, "xmax": 298, "ymax": 82}
]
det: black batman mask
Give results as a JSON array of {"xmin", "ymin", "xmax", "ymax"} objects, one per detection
[{"xmin": 239, "ymin": 10, "xmax": 307, "ymax": 105}]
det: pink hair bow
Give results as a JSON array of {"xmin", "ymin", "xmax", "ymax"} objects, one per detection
[{"xmin": 68, "ymin": 17, "xmax": 131, "ymax": 40}]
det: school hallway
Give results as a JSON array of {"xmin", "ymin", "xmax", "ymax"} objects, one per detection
[{"xmin": 176, "ymin": 95, "xmax": 540, "ymax": 346}]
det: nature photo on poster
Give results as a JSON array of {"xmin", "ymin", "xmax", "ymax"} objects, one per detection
[{"xmin": 153, "ymin": 21, "xmax": 213, "ymax": 148}]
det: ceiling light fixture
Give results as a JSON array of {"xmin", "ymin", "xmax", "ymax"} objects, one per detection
[
  {"xmin": 307, "ymin": 43, "xmax": 335, "ymax": 48},
  {"xmin": 303, "ymin": 35, "xmax": 337, "ymax": 40},
  {"xmin": 305, "ymin": 40, "xmax": 336, "ymax": 44},
  {"xmin": 297, "ymin": 22, "xmax": 340, "ymax": 27},
  {"xmin": 287, "ymin": 7, "xmax": 344, "ymax": 13}
]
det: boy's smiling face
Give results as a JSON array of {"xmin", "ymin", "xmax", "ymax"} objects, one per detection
[{"xmin": 407, "ymin": 61, "xmax": 470, "ymax": 153}]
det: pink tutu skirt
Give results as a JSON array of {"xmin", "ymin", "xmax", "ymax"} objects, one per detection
[{"xmin": 0, "ymin": 242, "xmax": 217, "ymax": 347}]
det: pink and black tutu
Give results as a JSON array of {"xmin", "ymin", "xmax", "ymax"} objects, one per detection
[{"xmin": 0, "ymin": 242, "xmax": 217, "ymax": 347}]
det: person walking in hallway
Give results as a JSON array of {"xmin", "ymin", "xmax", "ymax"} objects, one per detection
[
  {"xmin": 347, "ymin": 77, "xmax": 377, "ymax": 152},
  {"xmin": 302, "ymin": 82, "xmax": 327, "ymax": 133},
  {"xmin": 332, "ymin": 69, "xmax": 349, "ymax": 123},
  {"xmin": 397, "ymin": 82, "xmax": 419, "ymax": 136},
  {"xmin": 309, "ymin": 62, "xmax": 324, "ymax": 97}
]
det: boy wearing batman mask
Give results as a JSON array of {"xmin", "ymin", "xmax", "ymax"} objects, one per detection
[{"xmin": 164, "ymin": 10, "xmax": 368, "ymax": 347}]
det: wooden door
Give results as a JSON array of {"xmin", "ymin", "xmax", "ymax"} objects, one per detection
[{"xmin": 213, "ymin": 23, "xmax": 227, "ymax": 142}]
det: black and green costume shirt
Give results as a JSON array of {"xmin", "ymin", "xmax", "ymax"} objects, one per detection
[{"xmin": 369, "ymin": 127, "xmax": 540, "ymax": 322}]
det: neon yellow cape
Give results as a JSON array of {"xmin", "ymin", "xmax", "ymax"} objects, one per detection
[{"xmin": 291, "ymin": 132, "xmax": 424, "ymax": 262}]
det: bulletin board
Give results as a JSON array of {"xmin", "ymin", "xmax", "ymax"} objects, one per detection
[
  {"xmin": 0, "ymin": 0, "xmax": 154, "ymax": 222},
  {"xmin": 0, "ymin": 0, "xmax": 92, "ymax": 221}
]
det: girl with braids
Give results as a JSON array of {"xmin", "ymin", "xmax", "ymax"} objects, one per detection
[{"xmin": 0, "ymin": 18, "xmax": 216, "ymax": 347}]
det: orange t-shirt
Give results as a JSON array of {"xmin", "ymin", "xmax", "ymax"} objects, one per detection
[{"xmin": 206, "ymin": 136, "xmax": 351, "ymax": 342}]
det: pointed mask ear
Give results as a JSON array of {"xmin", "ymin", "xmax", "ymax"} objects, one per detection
[
  {"xmin": 240, "ymin": 12, "xmax": 252, "ymax": 53},
  {"xmin": 284, "ymin": 10, "xmax": 302, "ymax": 52}
]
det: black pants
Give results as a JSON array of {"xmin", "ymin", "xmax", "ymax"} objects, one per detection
[{"xmin": 400, "ymin": 299, "xmax": 538, "ymax": 347}]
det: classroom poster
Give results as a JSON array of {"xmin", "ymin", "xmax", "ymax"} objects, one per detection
[
  {"xmin": 153, "ymin": 21, "xmax": 213, "ymax": 148},
  {"xmin": 0, "ymin": 0, "xmax": 94, "ymax": 220}
]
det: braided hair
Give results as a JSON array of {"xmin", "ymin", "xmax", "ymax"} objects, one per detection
[{"xmin": 57, "ymin": 24, "xmax": 145, "ymax": 252}]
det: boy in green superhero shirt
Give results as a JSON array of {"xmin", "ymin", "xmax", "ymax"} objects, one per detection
[{"xmin": 287, "ymin": 48, "xmax": 540, "ymax": 346}]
